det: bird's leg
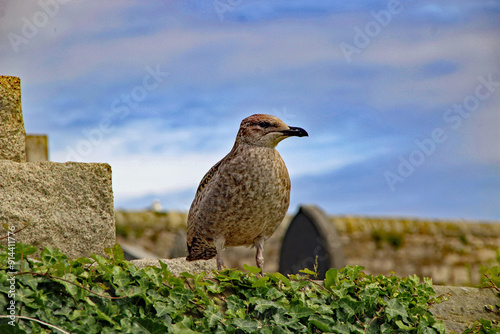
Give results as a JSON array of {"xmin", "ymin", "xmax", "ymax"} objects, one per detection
[
  {"xmin": 254, "ymin": 237, "xmax": 266, "ymax": 275},
  {"xmin": 215, "ymin": 238, "xmax": 225, "ymax": 270}
]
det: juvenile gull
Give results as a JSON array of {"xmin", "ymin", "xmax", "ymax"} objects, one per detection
[{"xmin": 186, "ymin": 114, "xmax": 308, "ymax": 271}]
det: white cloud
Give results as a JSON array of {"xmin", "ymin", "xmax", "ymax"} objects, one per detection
[
  {"xmin": 343, "ymin": 28, "xmax": 498, "ymax": 108},
  {"xmin": 49, "ymin": 117, "xmax": 229, "ymax": 199},
  {"xmin": 458, "ymin": 103, "xmax": 500, "ymax": 165},
  {"xmin": 107, "ymin": 153, "xmax": 220, "ymax": 199}
]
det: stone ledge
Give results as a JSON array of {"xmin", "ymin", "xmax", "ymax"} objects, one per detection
[
  {"xmin": 431, "ymin": 285, "xmax": 499, "ymax": 333},
  {"xmin": 129, "ymin": 257, "xmax": 217, "ymax": 277},
  {"xmin": 0, "ymin": 160, "xmax": 115, "ymax": 258}
]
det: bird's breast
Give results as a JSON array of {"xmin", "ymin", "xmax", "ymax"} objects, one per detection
[
  {"xmin": 188, "ymin": 146, "xmax": 292, "ymax": 247},
  {"xmin": 213, "ymin": 147, "xmax": 290, "ymax": 245},
  {"xmin": 226, "ymin": 147, "xmax": 290, "ymax": 198}
]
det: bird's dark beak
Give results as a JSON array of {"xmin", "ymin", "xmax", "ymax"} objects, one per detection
[{"xmin": 280, "ymin": 126, "xmax": 308, "ymax": 137}]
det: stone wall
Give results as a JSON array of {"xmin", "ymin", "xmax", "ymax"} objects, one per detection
[
  {"xmin": 115, "ymin": 210, "xmax": 500, "ymax": 286},
  {"xmin": 331, "ymin": 216, "xmax": 500, "ymax": 285}
]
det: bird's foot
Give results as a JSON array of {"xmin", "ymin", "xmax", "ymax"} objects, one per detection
[{"xmin": 255, "ymin": 237, "xmax": 266, "ymax": 276}]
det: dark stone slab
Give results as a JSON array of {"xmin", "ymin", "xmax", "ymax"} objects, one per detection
[{"xmin": 279, "ymin": 205, "xmax": 345, "ymax": 279}]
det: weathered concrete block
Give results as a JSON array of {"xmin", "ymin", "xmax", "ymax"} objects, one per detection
[
  {"xmin": 26, "ymin": 134, "xmax": 48, "ymax": 162},
  {"xmin": 0, "ymin": 76, "xmax": 26, "ymax": 162},
  {"xmin": 0, "ymin": 160, "xmax": 115, "ymax": 258}
]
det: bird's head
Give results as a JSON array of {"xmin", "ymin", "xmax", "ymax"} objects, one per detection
[{"xmin": 236, "ymin": 114, "xmax": 308, "ymax": 148}]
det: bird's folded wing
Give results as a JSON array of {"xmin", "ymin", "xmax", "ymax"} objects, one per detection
[{"xmin": 195, "ymin": 159, "xmax": 223, "ymax": 195}]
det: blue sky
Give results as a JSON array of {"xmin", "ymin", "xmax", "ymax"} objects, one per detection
[{"xmin": 1, "ymin": 0, "xmax": 499, "ymax": 220}]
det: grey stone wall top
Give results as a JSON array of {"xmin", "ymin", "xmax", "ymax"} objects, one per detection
[{"xmin": 129, "ymin": 257, "xmax": 217, "ymax": 277}]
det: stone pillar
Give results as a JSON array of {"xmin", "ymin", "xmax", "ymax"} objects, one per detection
[{"xmin": 0, "ymin": 76, "xmax": 26, "ymax": 162}]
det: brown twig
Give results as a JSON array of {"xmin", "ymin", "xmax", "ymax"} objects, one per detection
[
  {"xmin": 0, "ymin": 223, "xmax": 31, "ymax": 241},
  {"xmin": 189, "ymin": 299, "xmax": 226, "ymax": 326},
  {"xmin": 484, "ymin": 273, "xmax": 500, "ymax": 293},
  {"xmin": 307, "ymin": 279, "xmax": 328, "ymax": 291}
]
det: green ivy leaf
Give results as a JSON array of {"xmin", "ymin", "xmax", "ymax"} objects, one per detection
[
  {"xmin": 111, "ymin": 243, "xmax": 125, "ymax": 262},
  {"xmin": 290, "ymin": 305, "xmax": 315, "ymax": 319},
  {"xmin": 96, "ymin": 308, "xmax": 118, "ymax": 326},
  {"xmin": 0, "ymin": 242, "xmax": 450, "ymax": 334},
  {"xmin": 299, "ymin": 268, "xmax": 316, "ymax": 276},
  {"xmin": 269, "ymin": 272, "xmax": 291, "ymax": 288},
  {"xmin": 342, "ymin": 265, "xmax": 365, "ymax": 281},
  {"xmin": 324, "ymin": 268, "xmax": 339, "ymax": 290},
  {"xmin": 385, "ymin": 299, "xmax": 409, "ymax": 321},
  {"xmin": 253, "ymin": 299, "xmax": 281, "ymax": 314},
  {"xmin": 252, "ymin": 276, "xmax": 269, "ymax": 288},
  {"xmin": 170, "ymin": 287, "xmax": 194, "ymax": 308},
  {"xmin": 396, "ymin": 319, "xmax": 414, "ymax": 330},
  {"xmin": 243, "ymin": 264, "xmax": 262, "ymax": 274},
  {"xmin": 180, "ymin": 272, "xmax": 194, "ymax": 279},
  {"xmin": 13, "ymin": 243, "xmax": 37, "ymax": 260},
  {"xmin": 153, "ymin": 301, "xmax": 172, "ymax": 317},
  {"xmin": 309, "ymin": 315, "xmax": 330, "ymax": 332},
  {"xmin": 135, "ymin": 318, "xmax": 170, "ymax": 333},
  {"xmin": 0, "ymin": 323, "xmax": 29, "ymax": 334},
  {"xmin": 116, "ymin": 285, "xmax": 143, "ymax": 297},
  {"xmin": 40, "ymin": 246, "xmax": 67, "ymax": 266},
  {"xmin": 59, "ymin": 273, "xmax": 79, "ymax": 297},
  {"xmin": 111, "ymin": 266, "xmax": 131, "ymax": 287},
  {"xmin": 232, "ymin": 318, "xmax": 260, "ymax": 332}
]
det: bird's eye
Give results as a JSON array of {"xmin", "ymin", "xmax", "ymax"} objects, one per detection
[{"xmin": 258, "ymin": 121, "xmax": 272, "ymax": 128}]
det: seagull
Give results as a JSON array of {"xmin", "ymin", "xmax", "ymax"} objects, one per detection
[{"xmin": 186, "ymin": 114, "xmax": 308, "ymax": 271}]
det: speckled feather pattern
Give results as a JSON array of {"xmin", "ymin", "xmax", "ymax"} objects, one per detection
[{"xmin": 186, "ymin": 114, "xmax": 307, "ymax": 266}]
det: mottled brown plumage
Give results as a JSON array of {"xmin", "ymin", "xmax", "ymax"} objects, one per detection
[{"xmin": 186, "ymin": 114, "xmax": 308, "ymax": 271}]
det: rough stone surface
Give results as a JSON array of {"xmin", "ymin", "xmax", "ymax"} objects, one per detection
[
  {"xmin": 431, "ymin": 286, "xmax": 500, "ymax": 333},
  {"xmin": 0, "ymin": 76, "xmax": 26, "ymax": 162},
  {"xmin": 26, "ymin": 134, "xmax": 48, "ymax": 162},
  {"xmin": 0, "ymin": 160, "xmax": 115, "ymax": 258},
  {"xmin": 129, "ymin": 257, "xmax": 217, "ymax": 277}
]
